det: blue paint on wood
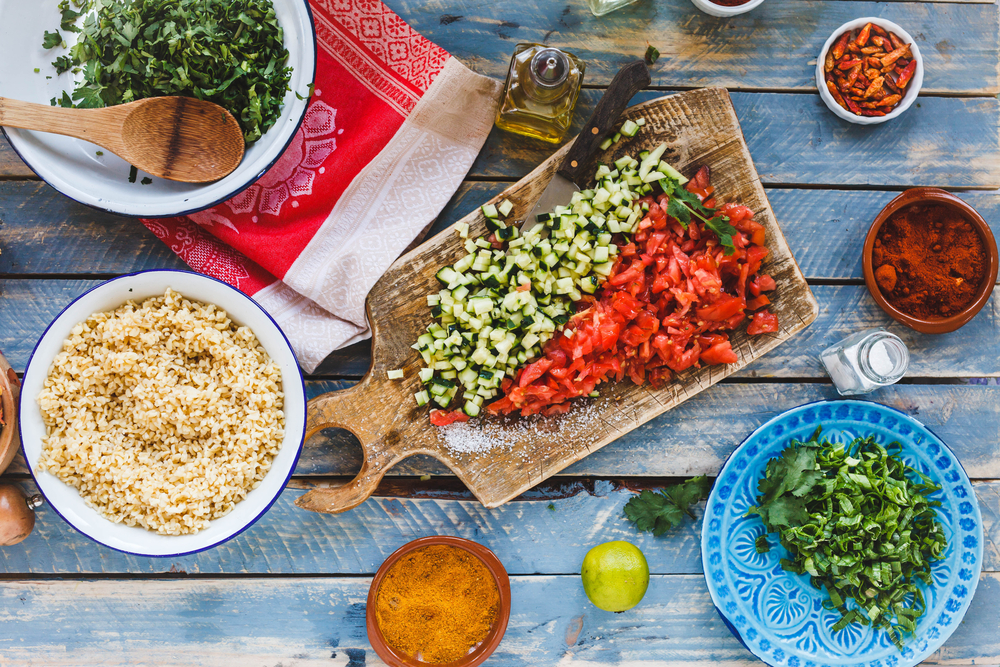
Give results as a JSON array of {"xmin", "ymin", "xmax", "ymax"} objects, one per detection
[
  {"xmin": 380, "ymin": 0, "xmax": 998, "ymax": 93},
  {"xmin": 0, "ymin": 574, "xmax": 993, "ymax": 664},
  {"xmin": 1, "ymin": 478, "xmax": 995, "ymax": 576},
  {"xmin": 468, "ymin": 91, "xmax": 1000, "ymax": 187}
]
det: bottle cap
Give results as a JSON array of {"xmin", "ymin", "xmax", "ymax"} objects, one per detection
[{"xmin": 529, "ymin": 48, "xmax": 570, "ymax": 89}]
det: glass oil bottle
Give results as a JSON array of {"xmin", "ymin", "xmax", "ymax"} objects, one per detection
[{"xmin": 495, "ymin": 43, "xmax": 585, "ymax": 144}]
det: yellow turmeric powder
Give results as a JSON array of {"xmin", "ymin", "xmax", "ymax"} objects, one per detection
[{"xmin": 375, "ymin": 544, "xmax": 500, "ymax": 663}]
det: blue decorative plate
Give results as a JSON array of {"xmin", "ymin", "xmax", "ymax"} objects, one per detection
[{"xmin": 701, "ymin": 400, "xmax": 983, "ymax": 667}]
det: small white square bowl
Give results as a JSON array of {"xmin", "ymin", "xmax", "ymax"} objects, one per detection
[
  {"xmin": 816, "ymin": 17, "xmax": 924, "ymax": 125},
  {"xmin": 690, "ymin": 0, "xmax": 765, "ymax": 18}
]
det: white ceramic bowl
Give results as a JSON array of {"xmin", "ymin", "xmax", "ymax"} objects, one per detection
[
  {"xmin": 690, "ymin": 0, "xmax": 764, "ymax": 18},
  {"xmin": 19, "ymin": 270, "xmax": 306, "ymax": 557},
  {"xmin": 0, "ymin": 0, "xmax": 316, "ymax": 217},
  {"xmin": 816, "ymin": 17, "xmax": 923, "ymax": 125}
]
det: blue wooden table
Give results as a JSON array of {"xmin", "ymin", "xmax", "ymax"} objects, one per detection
[{"xmin": 1, "ymin": 0, "xmax": 999, "ymax": 664}]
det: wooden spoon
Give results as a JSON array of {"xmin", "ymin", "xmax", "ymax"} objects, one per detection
[{"xmin": 0, "ymin": 96, "xmax": 245, "ymax": 183}]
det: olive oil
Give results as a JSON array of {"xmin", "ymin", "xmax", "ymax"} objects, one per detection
[{"xmin": 495, "ymin": 44, "xmax": 585, "ymax": 144}]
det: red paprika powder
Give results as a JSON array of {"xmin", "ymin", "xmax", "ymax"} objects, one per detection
[{"xmin": 872, "ymin": 203, "xmax": 987, "ymax": 319}]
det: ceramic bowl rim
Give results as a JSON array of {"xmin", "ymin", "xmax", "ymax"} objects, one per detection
[
  {"xmin": 0, "ymin": 0, "xmax": 316, "ymax": 219},
  {"xmin": 18, "ymin": 269, "xmax": 306, "ymax": 557},
  {"xmin": 365, "ymin": 536, "xmax": 512, "ymax": 667},
  {"xmin": 862, "ymin": 187, "xmax": 999, "ymax": 334},
  {"xmin": 815, "ymin": 17, "xmax": 924, "ymax": 125}
]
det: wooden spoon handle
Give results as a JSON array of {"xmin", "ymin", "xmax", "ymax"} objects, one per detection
[
  {"xmin": 0, "ymin": 97, "xmax": 128, "ymax": 155},
  {"xmin": 294, "ymin": 379, "xmax": 400, "ymax": 514}
]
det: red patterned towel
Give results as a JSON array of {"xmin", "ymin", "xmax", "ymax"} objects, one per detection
[{"xmin": 142, "ymin": 0, "xmax": 501, "ymax": 371}]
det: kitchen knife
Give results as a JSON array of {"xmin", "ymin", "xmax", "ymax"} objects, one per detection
[{"xmin": 520, "ymin": 59, "xmax": 651, "ymax": 233}]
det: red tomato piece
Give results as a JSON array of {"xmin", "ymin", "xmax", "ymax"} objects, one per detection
[
  {"xmin": 747, "ymin": 309, "xmax": 780, "ymax": 335},
  {"xmin": 429, "ymin": 410, "xmax": 469, "ymax": 426}
]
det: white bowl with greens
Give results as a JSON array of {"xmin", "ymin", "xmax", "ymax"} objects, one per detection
[{"xmin": 0, "ymin": 0, "xmax": 316, "ymax": 218}]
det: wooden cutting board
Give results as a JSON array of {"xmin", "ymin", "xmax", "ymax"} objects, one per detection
[{"xmin": 296, "ymin": 87, "xmax": 819, "ymax": 514}]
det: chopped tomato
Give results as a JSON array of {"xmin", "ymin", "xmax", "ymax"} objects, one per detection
[
  {"xmin": 487, "ymin": 165, "xmax": 779, "ymax": 417},
  {"xmin": 429, "ymin": 410, "xmax": 469, "ymax": 426},
  {"xmin": 747, "ymin": 309, "xmax": 780, "ymax": 335}
]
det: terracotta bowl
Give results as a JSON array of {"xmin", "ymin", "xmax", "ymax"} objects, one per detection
[
  {"xmin": 0, "ymin": 350, "xmax": 20, "ymax": 475},
  {"xmin": 862, "ymin": 188, "xmax": 999, "ymax": 334},
  {"xmin": 366, "ymin": 536, "xmax": 512, "ymax": 667}
]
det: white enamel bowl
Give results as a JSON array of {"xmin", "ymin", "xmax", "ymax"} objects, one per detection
[
  {"xmin": 19, "ymin": 270, "xmax": 306, "ymax": 557},
  {"xmin": 0, "ymin": 0, "xmax": 316, "ymax": 217},
  {"xmin": 816, "ymin": 17, "xmax": 923, "ymax": 125}
]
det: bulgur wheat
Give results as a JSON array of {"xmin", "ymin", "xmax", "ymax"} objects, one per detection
[{"xmin": 37, "ymin": 289, "xmax": 284, "ymax": 535}]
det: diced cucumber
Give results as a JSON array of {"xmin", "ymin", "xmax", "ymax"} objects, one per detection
[
  {"xmin": 481, "ymin": 203, "xmax": 498, "ymax": 218},
  {"xmin": 497, "ymin": 199, "xmax": 514, "ymax": 217},
  {"xmin": 620, "ymin": 119, "xmax": 639, "ymax": 137},
  {"xmin": 387, "ymin": 369, "xmax": 404, "ymax": 380}
]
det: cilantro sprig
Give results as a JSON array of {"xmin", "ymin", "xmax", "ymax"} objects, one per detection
[
  {"xmin": 747, "ymin": 428, "xmax": 947, "ymax": 649},
  {"xmin": 46, "ymin": 0, "xmax": 292, "ymax": 145},
  {"xmin": 658, "ymin": 178, "xmax": 738, "ymax": 255},
  {"xmin": 624, "ymin": 476, "xmax": 712, "ymax": 536}
]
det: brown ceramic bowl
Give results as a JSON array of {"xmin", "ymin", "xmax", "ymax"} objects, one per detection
[
  {"xmin": 0, "ymin": 350, "xmax": 20, "ymax": 475},
  {"xmin": 366, "ymin": 536, "xmax": 511, "ymax": 667},
  {"xmin": 863, "ymin": 188, "xmax": 999, "ymax": 334}
]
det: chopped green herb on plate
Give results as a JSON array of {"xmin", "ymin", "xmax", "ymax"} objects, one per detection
[
  {"xmin": 747, "ymin": 427, "xmax": 946, "ymax": 648},
  {"xmin": 625, "ymin": 476, "xmax": 712, "ymax": 536},
  {"xmin": 47, "ymin": 0, "xmax": 292, "ymax": 145}
]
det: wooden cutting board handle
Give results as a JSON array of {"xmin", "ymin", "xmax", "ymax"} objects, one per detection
[{"xmin": 295, "ymin": 377, "xmax": 409, "ymax": 514}]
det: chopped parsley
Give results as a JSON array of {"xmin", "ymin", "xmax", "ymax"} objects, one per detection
[
  {"xmin": 624, "ymin": 476, "xmax": 711, "ymax": 536},
  {"xmin": 747, "ymin": 428, "xmax": 947, "ymax": 648},
  {"xmin": 47, "ymin": 0, "xmax": 292, "ymax": 145}
]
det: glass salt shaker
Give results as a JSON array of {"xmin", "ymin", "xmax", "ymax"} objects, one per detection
[
  {"xmin": 495, "ymin": 43, "xmax": 585, "ymax": 144},
  {"xmin": 820, "ymin": 329, "xmax": 909, "ymax": 396}
]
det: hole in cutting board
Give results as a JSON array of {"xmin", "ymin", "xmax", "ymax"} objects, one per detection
[{"xmin": 300, "ymin": 427, "xmax": 364, "ymax": 477}]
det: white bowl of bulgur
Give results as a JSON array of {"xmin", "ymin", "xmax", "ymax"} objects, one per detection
[{"xmin": 19, "ymin": 270, "xmax": 306, "ymax": 557}]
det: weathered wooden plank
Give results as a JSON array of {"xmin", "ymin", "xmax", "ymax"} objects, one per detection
[
  {"xmin": 1, "ymin": 479, "xmax": 995, "ymax": 575},
  {"xmin": 468, "ymin": 92, "xmax": 1000, "ymax": 187},
  {"xmin": 5, "ymin": 93, "xmax": 1000, "ymax": 188},
  {"xmin": 6, "ymin": 182, "xmax": 1000, "ymax": 284},
  {"xmin": 3, "ymin": 280, "xmax": 997, "ymax": 378},
  {"xmin": 0, "ymin": 181, "xmax": 183, "ymax": 274},
  {"xmin": 387, "ymin": 0, "xmax": 1000, "ymax": 93},
  {"xmin": 0, "ymin": 574, "xmax": 994, "ymax": 666},
  {"xmin": 9, "ymin": 382, "xmax": 998, "ymax": 481}
]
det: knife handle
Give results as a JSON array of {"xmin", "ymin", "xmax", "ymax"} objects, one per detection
[{"xmin": 557, "ymin": 60, "xmax": 651, "ymax": 184}]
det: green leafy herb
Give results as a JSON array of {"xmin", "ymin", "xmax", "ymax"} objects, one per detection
[
  {"xmin": 747, "ymin": 428, "xmax": 947, "ymax": 649},
  {"xmin": 50, "ymin": 91, "xmax": 74, "ymax": 108},
  {"xmin": 624, "ymin": 476, "xmax": 711, "ymax": 536},
  {"xmin": 141, "ymin": 177, "xmax": 153, "ymax": 185},
  {"xmin": 128, "ymin": 165, "xmax": 138, "ymax": 183},
  {"xmin": 657, "ymin": 177, "xmax": 736, "ymax": 254},
  {"xmin": 95, "ymin": 151, "xmax": 104, "ymax": 156},
  {"xmin": 295, "ymin": 83, "xmax": 316, "ymax": 101},
  {"xmin": 33, "ymin": 68, "xmax": 40, "ymax": 74},
  {"xmin": 644, "ymin": 45, "xmax": 660, "ymax": 66},
  {"xmin": 52, "ymin": 55, "xmax": 74, "ymax": 75},
  {"xmin": 49, "ymin": 0, "xmax": 292, "ymax": 145},
  {"xmin": 42, "ymin": 30, "xmax": 63, "ymax": 49},
  {"xmin": 58, "ymin": 0, "xmax": 85, "ymax": 33}
]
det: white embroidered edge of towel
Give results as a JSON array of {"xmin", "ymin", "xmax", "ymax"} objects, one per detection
[
  {"xmin": 280, "ymin": 57, "xmax": 503, "ymax": 328},
  {"xmin": 253, "ymin": 281, "xmax": 370, "ymax": 373}
]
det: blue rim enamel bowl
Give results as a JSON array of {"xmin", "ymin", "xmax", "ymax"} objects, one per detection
[
  {"xmin": 0, "ymin": 0, "xmax": 315, "ymax": 218},
  {"xmin": 701, "ymin": 400, "xmax": 983, "ymax": 667},
  {"xmin": 19, "ymin": 270, "xmax": 306, "ymax": 557}
]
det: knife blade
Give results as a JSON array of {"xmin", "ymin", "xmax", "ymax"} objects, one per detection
[{"xmin": 520, "ymin": 59, "xmax": 651, "ymax": 234}]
